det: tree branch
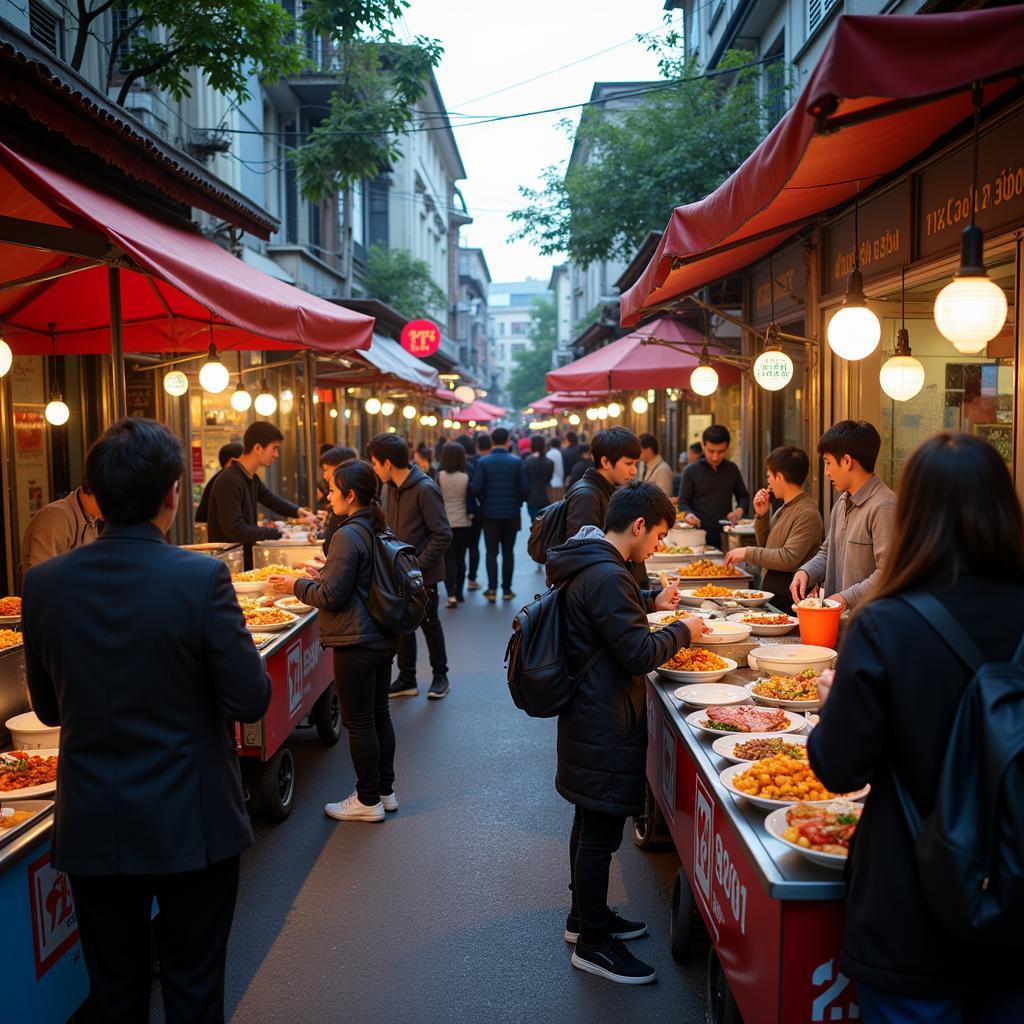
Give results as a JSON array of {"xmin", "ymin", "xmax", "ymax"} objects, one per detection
[
  {"xmin": 115, "ymin": 45, "xmax": 185, "ymax": 105},
  {"xmin": 106, "ymin": 13, "xmax": 146, "ymax": 95}
]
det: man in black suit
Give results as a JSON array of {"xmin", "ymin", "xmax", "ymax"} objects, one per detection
[{"xmin": 22, "ymin": 418, "xmax": 271, "ymax": 1024}]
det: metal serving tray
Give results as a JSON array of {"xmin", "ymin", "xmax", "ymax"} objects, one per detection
[{"xmin": 0, "ymin": 798, "xmax": 53, "ymax": 853}]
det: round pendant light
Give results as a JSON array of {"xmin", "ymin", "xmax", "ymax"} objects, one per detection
[
  {"xmin": 585, "ymin": 407, "xmax": 599, "ymax": 421},
  {"xmin": 443, "ymin": 418, "xmax": 453, "ymax": 429},
  {"xmin": 881, "ymin": 270, "xmax": 925, "ymax": 402},
  {"xmin": 597, "ymin": 405, "xmax": 608, "ymax": 419},
  {"xmin": 254, "ymin": 379, "xmax": 277, "ymax": 417},
  {"xmin": 453, "ymin": 384, "xmax": 475, "ymax": 404},
  {"xmin": 452, "ymin": 420, "xmax": 462, "ymax": 429},
  {"xmin": 329, "ymin": 408, "xmax": 339, "ymax": 419},
  {"xmin": 631, "ymin": 395, "xmax": 649, "ymax": 415},
  {"xmin": 827, "ymin": 269, "xmax": 881, "ymax": 360},
  {"xmin": 568, "ymin": 413, "xmax": 581, "ymax": 425},
  {"xmin": 163, "ymin": 370, "xmax": 189, "ymax": 397},
  {"xmin": 380, "ymin": 400, "xmax": 395, "ymax": 417},
  {"xmin": 402, "ymin": 404, "xmax": 417, "ymax": 420},
  {"xmin": 752, "ymin": 323, "xmax": 793, "ymax": 391},
  {"xmin": 365, "ymin": 397, "xmax": 382, "ymax": 415},
  {"xmin": 45, "ymin": 395, "xmax": 70, "ymax": 426},
  {"xmin": 198, "ymin": 343, "xmax": 230, "ymax": 394},
  {"xmin": 607, "ymin": 402, "xmax": 622, "ymax": 418},
  {"xmin": 689, "ymin": 363, "xmax": 719, "ymax": 397},
  {"xmin": 230, "ymin": 382, "xmax": 252, "ymax": 412},
  {"xmin": 0, "ymin": 331, "xmax": 11, "ymax": 379},
  {"xmin": 934, "ymin": 227, "xmax": 1007, "ymax": 353}
]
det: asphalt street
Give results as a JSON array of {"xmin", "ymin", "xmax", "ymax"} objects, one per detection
[{"xmin": 154, "ymin": 527, "xmax": 708, "ymax": 1024}]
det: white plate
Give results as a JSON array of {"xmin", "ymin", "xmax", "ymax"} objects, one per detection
[
  {"xmin": 672, "ymin": 682, "xmax": 749, "ymax": 707},
  {"xmin": 727, "ymin": 612, "xmax": 798, "ymax": 636},
  {"xmin": 744, "ymin": 680, "xmax": 823, "ymax": 712},
  {"xmin": 274, "ymin": 598, "xmax": 313, "ymax": 614},
  {"xmin": 712, "ymin": 732, "xmax": 809, "ymax": 764},
  {"xmin": 0, "ymin": 748, "xmax": 58, "ymax": 799},
  {"xmin": 0, "ymin": 614, "xmax": 21, "ymax": 626},
  {"xmin": 696, "ymin": 621, "xmax": 753, "ymax": 645},
  {"xmin": 684, "ymin": 708, "xmax": 806, "ymax": 738},
  {"xmin": 657, "ymin": 656, "xmax": 738, "ymax": 685},
  {"xmin": 646, "ymin": 551, "xmax": 700, "ymax": 564},
  {"xmin": 232, "ymin": 580, "xmax": 266, "ymax": 594},
  {"xmin": 719, "ymin": 762, "xmax": 869, "ymax": 811},
  {"xmin": 678, "ymin": 588, "xmax": 771, "ymax": 608},
  {"xmin": 764, "ymin": 805, "xmax": 856, "ymax": 870},
  {"xmin": 244, "ymin": 610, "xmax": 298, "ymax": 633}
]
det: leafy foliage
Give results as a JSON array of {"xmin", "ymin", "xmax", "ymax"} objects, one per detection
[
  {"xmin": 509, "ymin": 33, "xmax": 787, "ymax": 268},
  {"xmin": 362, "ymin": 245, "xmax": 446, "ymax": 321},
  {"xmin": 507, "ymin": 298, "xmax": 558, "ymax": 410}
]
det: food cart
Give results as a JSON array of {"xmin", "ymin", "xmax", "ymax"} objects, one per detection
[{"xmin": 638, "ymin": 641, "xmax": 860, "ymax": 1024}]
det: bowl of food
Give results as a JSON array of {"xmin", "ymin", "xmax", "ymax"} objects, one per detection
[
  {"xmin": 275, "ymin": 596, "xmax": 313, "ymax": 614},
  {"xmin": 657, "ymin": 648, "xmax": 737, "ymax": 684},
  {"xmin": 678, "ymin": 586, "xmax": 771, "ymax": 608},
  {"xmin": 720, "ymin": 755, "xmax": 868, "ymax": 811},
  {"xmin": 0, "ymin": 595, "xmax": 22, "ymax": 625},
  {"xmin": 727, "ymin": 612, "xmax": 798, "ymax": 636},
  {"xmin": 695, "ymin": 620, "xmax": 753, "ymax": 645},
  {"xmin": 764, "ymin": 800, "xmax": 862, "ymax": 869},
  {"xmin": 243, "ymin": 608, "xmax": 298, "ymax": 633},
  {"xmin": 5, "ymin": 711, "xmax": 60, "ymax": 750},
  {"xmin": 749, "ymin": 644, "xmax": 836, "ymax": 676},
  {"xmin": 647, "ymin": 610, "xmax": 710, "ymax": 631},
  {"xmin": 0, "ymin": 748, "xmax": 59, "ymax": 798},
  {"xmin": 712, "ymin": 733, "xmax": 809, "ymax": 764},
  {"xmin": 745, "ymin": 670, "xmax": 823, "ymax": 711},
  {"xmin": 667, "ymin": 524, "xmax": 706, "ymax": 547},
  {"xmin": 672, "ymin": 682, "xmax": 750, "ymax": 707},
  {"xmin": 674, "ymin": 560, "xmax": 745, "ymax": 580},
  {"xmin": 685, "ymin": 706, "xmax": 806, "ymax": 737}
]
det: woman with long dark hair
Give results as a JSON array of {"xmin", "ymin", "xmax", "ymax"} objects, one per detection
[
  {"xmin": 809, "ymin": 433, "xmax": 1024, "ymax": 1022},
  {"xmin": 437, "ymin": 442, "xmax": 472, "ymax": 608},
  {"xmin": 269, "ymin": 460, "xmax": 398, "ymax": 823}
]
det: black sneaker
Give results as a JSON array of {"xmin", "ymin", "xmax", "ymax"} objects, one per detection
[
  {"xmin": 388, "ymin": 677, "xmax": 419, "ymax": 698},
  {"xmin": 564, "ymin": 909, "xmax": 647, "ymax": 944},
  {"xmin": 484, "ymin": 589, "xmax": 497, "ymax": 603},
  {"xmin": 571, "ymin": 937, "xmax": 656, "ymax": 985},
  {"xmin": 427, "ymin": 675, "xmax": 450, "ymax": 700}
]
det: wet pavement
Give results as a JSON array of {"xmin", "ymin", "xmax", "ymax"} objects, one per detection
[{"xmin": 154, "ymin": 528, "xmax": 708, "ymax": 1024}]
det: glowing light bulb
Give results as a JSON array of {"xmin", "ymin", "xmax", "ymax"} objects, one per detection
[
  {"xmin": 879, "ymin": 355, "xmax": 926, "ymax": 402},
  {"xmin": 380, "ymin": 400, "xmax": 395, "ymax": 416},
  {"xmin": 453, "ymin": 385, "xmax": 475, "ymax": 404},
  {"xmin": 198, "ymin": 345, "xmax": 229, "ymax": 394},
  {"xmin": 631, "ymin": 396, "xmax": 649, "ymax": 415},
  {"xmin": 689, "ymin": 364, "xmax": 719, "ymax": 397},
  {"xmin": 934, "ymin": 275, "xmax": 1007, "ymax": 354},
  {"xmin": 45, "ymin": 397, "xmax": 70, "ymax": 425},
  {"xmin": 254, "ymin": 386, "xmax": 277, "ymax": 416},
  {"xmin": 230, "ymin": 383, "xmax": 252, "ymax": 412},
  {"xmin": 329, "ymin": 408, "xmax": 339, "ymax": 419},
  {"xmin": 568, "ymin": 413, "xmax": 581, "ymax": 425},
  {"xmin": 827, "ymin": 305, "xmax": 881, "ymax": 360},
  {"xmin": 585, "ymin": 407, "xmax": 599, "ymax": 421},
  {"xmin": 163, "ymin": 370, "xmax": 189, "ymax": 397},
  {"xmin": 753, "ymin": 350, "xmax": 794, "ymax": 391},
  {"xmin": 365, "ymin": 397, "xmax": 382, "ymax": 414},
  {"xmin": 607, "ymin": 402, "xmax": 622, "ymax": 418},
  {"xmin": 402, "ymin": 404, "xmax": 417, "ymax": 420}
]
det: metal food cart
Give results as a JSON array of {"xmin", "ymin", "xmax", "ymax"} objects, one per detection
[{"xmin": 638, "ymin": 660, "xmax": 860, "ymax": 1024}]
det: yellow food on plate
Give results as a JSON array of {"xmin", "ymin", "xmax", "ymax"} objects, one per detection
[
  {"xmin": 244, "ymin": 608, "xmax": 294, "ymax": 627},
  {"xmin": 233, "ymin": 564, "xmax": 304, "ymax": 582},
  {"xmin": 250, "ymin": 633, "xmax": 275, "ymax": 646},
  {"xmin": 676, "ymin": 560, "xmax": 742, "ymax": 579},
  {"xmin": 753, "ymin": 670, "xmax": 821, "ymax": 702},
  {"xmin": 692, "ymin": 584, "xmax": 734, "ymax": 598},
  {"xmin": 663, "ymin": 648, "xmax": 728, "ymax": 672},
  {"xmin": 730, "ymin": 754, "xmax": 837, "ymax": 802},
  {"xmin": 0, "ymin": 629, "xmax": 23, "ymax": 651},
  {"xmin": 0, "ymin": 596, "xmax": 22, "ymax": 616},
  {"xmin": 742, "ymin": 614, "xmax": 792, "ymax": 626}
]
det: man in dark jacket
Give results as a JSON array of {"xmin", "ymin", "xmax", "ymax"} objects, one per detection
[
  {"xmin": 206, "ymin": 421, "xmax": 317, "ymax": 568},
  {"xmin": 22, "ymin": 418, "xmax": 271, "ymax": 1023},
  {"xmin": 547, "ymin": 482, "xmax": 704, "ymax": 985},
  {"xmin": 564, "ymin": 428, "xmax": 640, "ymax": 540},
  {"xmin": 470, "ymin": 426, "xmax": 529, "ymax": 602},
  {"xmin": 677, "ymin": 423, "xmax": 749, "ymax": 550},
  {"xmin": 561, "ymin": 430, "xmax": 582, "ymax": 481},
  {"xmin": 194, "ymin": 441, "xmax": 242, "ymax": 524},
  {"xmin": 369, "ymin": 433, "xmax": 453, "ymax": 699},
  {"xmin": 465, "ymin": 432, "xmax": 491, "ymax": 591}
]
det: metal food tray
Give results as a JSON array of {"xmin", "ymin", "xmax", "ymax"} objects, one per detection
[
  {"xmin": 0, "ymin": 798, "xmax": 53, "ymax": 852},
  {"xmin": 649, "ymin": 567, "xmax": 754, "ymax": 588}
]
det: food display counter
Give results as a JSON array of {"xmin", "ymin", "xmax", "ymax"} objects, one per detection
[
  {"xmin": 179, "ymin": 541, "xmax": 245, "ymax": 573},
  {"xmin": 641, "ymin": 662, "xmax": 860, "ymax": 1023}
]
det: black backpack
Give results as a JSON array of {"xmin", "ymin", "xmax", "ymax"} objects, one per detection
[
  {"xmin": 503, "ymin": 586, "xmax": 604, "ymax": 717},
  {"xmin": 352, "ymin": 521, "xmax": 428, "ymax": 636},
  {"xmin": 526, "ymin": 480, "xmax": 601, "ymax": 565},
  {"xmin": 891, "ymin": 592, "xmax": 1024, "ymax": 945}
]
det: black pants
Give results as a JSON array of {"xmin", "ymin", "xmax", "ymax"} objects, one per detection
[
  {"xmin": 70, "ymin": 856, "xmax": 240, "ymax": 1024},
  {"xmin": 569, "ymin": 805, "xmax": 627, "ymax": 945},
  {"xmin": 467, "ymin": 519, "xmax": 483, "ymax": 581},
  {"xmin": 334, "ymin": 643, "xmax": 399, "ymax": 804},
  {"xmin": 483, "ymin": 518, "xmax": 518, "ymax": 593},
  {"xmin": 396, "ymin": 584, "xmax": 448, "ymax": 681},
  {"xmin": 444, "ymin": 525, "xmax": 473, "ymax": 600}
]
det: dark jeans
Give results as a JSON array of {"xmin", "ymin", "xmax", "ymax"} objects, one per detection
[
  {"xmin": 857, "ymin": 983, "xmax": 1024, "ymax": 1024},
  {"xmin": 467, "ymin": 518, "xmax": 483, "ymax": 581},
  {"xmin": 569, "ymin": 805, "xmax": 627, "ymax": 945},
  {"xmin": 396, "ymin": 584, "xmax": 448, "ymax": 681},
  {"xmin": 483, "ymin": 517, "xmax": 518, "ymax": 593},
  {"xmin": 334, "ymin": 643, "xmax": 398, "ymax": 805},
  {"xmin": 444, "ymin": 525, "xmax": 473, "ymax": 600},
  {"xmin": 70, "ymin": 856, "xmax": 240, "ymax": 1024}
]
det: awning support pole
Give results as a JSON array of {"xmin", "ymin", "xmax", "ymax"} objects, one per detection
[
  {"xmin": 303, "ymin": 350, "xmax": 317, "ymax": 512},
  {"xmin": 109, "ymin": 266, "xmax": 126, "ymax": 418}
]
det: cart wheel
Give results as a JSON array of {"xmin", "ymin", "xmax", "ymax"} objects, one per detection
[
  {"xmin": 706, "ymin": 946, "xmax": 744, "ymax": 1024},
  {"xmin": 670, "ymin": 868, "xmax": 696, "ymax": 962},
  {"xmin": 313, "ymin": 682, "xmax": 342, "ymax": 745},
  {"xmin": 259, "ymin": 746, "xmax": 295, "ymax": 822},
  {"xmin": 632, "ymin": 782, "xmax": 667, "ymax": 850}
]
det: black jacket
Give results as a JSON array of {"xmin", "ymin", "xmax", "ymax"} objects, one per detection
[
  {"xmin": 206, "ymin": 461, "xmax": 298, "ymax": 565},
  {"xmin": 470, "ymin": 448, "xmax": 529, "ymax": 522},
  {"xmin": 22, "ymin": 523, "xmax": 271, "ymax": 875},
  {"xmin": 564, "ymin": 468, "xmax": 614, "ymax": 539},
  {"xmin": 561, "ymin": 444, "xmax": 582, "ymax": 480},
  {"xmin": 294, "ymin": 508, "xmax": 393, "ymax": 649},
  {"xmin": 546, "ymin": 533, "xmax": 691, "ymax": 817},
  {"xmin": 379, "ymin": 464, "xmax": 452, "ymax": 585},
  {"xmin": 808, "ymin": 576, "xmax": 1024, "ymax": 997},
  {"xmin": 524, "ymin": 453, "xmax": 554, "ymax": 507},
  {"xmin": 194, "ymin": 467, "xmax": 223, "ymax": 524},
  {"xmin": 568, "ymin": 456, "xmax": 592, "ymax": 488}
]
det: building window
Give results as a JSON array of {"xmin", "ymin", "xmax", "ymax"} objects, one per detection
[
  {"xmin": 511, "ymin": 321, "xmax": 530, "ymax": 337},
  {"xmin": 29, "ymin": 0, "xmax": 63, "ymax": 58},
  {"xmin": 764, "ymin": 34, "xmax": 788, "ymax": 128},
  {"xmin": 687, "ymin": 2, "xmax": 700, "ymax": 58},
  {"xmin": 807, "ymin": 0, "xmax": 840, "ymax": 37},
  {"xmin": 498, "ymin": 322, "xmax": 506, "ymax": 336}
]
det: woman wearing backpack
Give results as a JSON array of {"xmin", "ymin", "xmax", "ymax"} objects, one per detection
[
  {"xmin": 809, "ymin": 432, "xmax": 1024, "ymax": 1023},
  {"xmin": 437, "ymin": 442, "xmax": 473, "ymax": 608},
  {"xmin": 268, "ymin": 460, "xmax": 399, "ymax": 824}
]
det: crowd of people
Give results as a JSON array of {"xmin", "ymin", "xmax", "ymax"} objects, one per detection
[{"xmin": 14, "ymin": 407, "xmax": 1024, "ymax": 1021}]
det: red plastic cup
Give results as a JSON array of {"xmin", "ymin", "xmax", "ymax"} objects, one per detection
[{"xmin": 796, "ymin": 603, "xmax": 842, "ymax": 648}]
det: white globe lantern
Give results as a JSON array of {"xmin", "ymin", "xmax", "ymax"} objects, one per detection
[
  {"xmin": 752, "ymin": 349, "xmax": 794, "ymax": 392},
  {"xmin": 45, "ymin": 396, "xmax": 70, "ymax": 425},
  {"xmin": 0, "ymin": 335, "xmax": 11, "ymax": 378},
  {"xmin": 163, "ymin": 370, "xmax": 189, "ymax": 397},
  {"xmin": 198, "ymin": 345, "xmax": 230, "ymax": 394},
  {"xmin": 585, "ymin": 407, "xmax": 598, "ymax": 421},
  {"xmin": 689, "ymin": 363, "xmax": 719, "ymax": 397},
  {"xmin": 329, "ymin": 408, "xmax": 339, "ymax": 419},
  {"xmin": 597, "ymin": 405, "xmax": 608, "ymax": 419},
  {"xmin": 630, "ymin": 396, "xmax": 649, "ymax": 415},
  {"xmin": 254, "ymin": 382, "xmax": 277, "ymax": 417},
  {"xmin": 380, "ymin": 400, "xmax": 395, "ymax": 416},
  {"xmin": 568, "ymin": 413, "xmax": 581, "ymax": 425},
  {"xmin": 443, "ymin": 418, "xmax": 453, "ymax": 429},
  {"xmin": 827, "ymin": 269, "xmax": 880, "ymax": 361},
  {"xmin": 230, "ymin": 383, "xmax": 252, "ymax": 412},
  {"xmin": 365, "ymin": 397, "xmax": 382, "ymax": 414},
  {"xmin": 879, "ymin": 328, "xmax": 925, "ymax": 402},
  {"xmin": 607, "ymin": 402, "xmax": 622, "ymax": 418},
  {"xmin": 453, "ymin": 385, "xmax": 475, "ymax": 404},
  {"xmin": 402, "ymin": 404, "xmax": 417, "ymax": 420},
  {"xmin": 934, "ymin": 275, "xmax": 1007, "ymax": 354}
]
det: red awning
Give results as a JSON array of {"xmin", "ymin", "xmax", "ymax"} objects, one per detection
[
  {"xmin": 547, "ymin": 316, "xmax": 740, "ymax": 392},
  {"xmin": 473, "ymin": 399, "xmax": 506, "ymax": 418},
  {"xmin": 527, "ymin": 391, "xmax": 604, "ymax": 413},
  {"xmin": 621, "ymin": 9, "xmax": 1024, "ymax": 325},
  {"xmin": 450, "ymin": 400, "xmax": 498, "ymax": 423},
  {"xmin": 319, "ymin": 334, "xmax": 439, "ymax": 391},
  {"xmin": 0, "ymin": 142, "xmax": 374, "ymax": 354}
]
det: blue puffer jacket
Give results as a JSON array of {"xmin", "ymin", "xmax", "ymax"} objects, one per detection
[{"xmin": 469, "ymin": 448, "xmax": 529, "ymax": 522}]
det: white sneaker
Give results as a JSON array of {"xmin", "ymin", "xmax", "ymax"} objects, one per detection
[
  {"xmin": 381, "ymin": 792, "xmax": 399, "ymax": 812},
  {"xmin": 325, "ymin": 793, "xmax": 384, "ymax": 822}
]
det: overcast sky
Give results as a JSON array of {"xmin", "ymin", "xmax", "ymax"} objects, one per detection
[{"xmin": 399, "ymin": 1, "xmax": 671, "ymax": 285}]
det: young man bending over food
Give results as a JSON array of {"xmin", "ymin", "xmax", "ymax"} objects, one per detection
[{"xmin": 545, "ymin": 481, "xmax": 706, "ymax": 986}]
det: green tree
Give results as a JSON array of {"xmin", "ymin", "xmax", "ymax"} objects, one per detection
[
  {"xmin": 510, "ymin": 33, "xmax": 786, "ymax": 268},
  {"xmin": 507, "ymin": 297, "xmax": 558, "ymax": 410},
  {"xmin": 362, "ymin": 245, "xmax": 446, "ymax": 320}
]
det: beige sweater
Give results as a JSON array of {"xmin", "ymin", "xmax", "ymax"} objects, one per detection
[{"xmin": 745, "ymin": 491, "xmax": 824, "ymax": 572}]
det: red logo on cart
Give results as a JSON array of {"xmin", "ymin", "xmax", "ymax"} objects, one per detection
[
  {"xmin": 694, "ymin": 778, "xmax": 714, "ymax": 907},
  {"xmin": 286, "ymin": 641, "xmax": 303, "ymax": 716},
  {"xmin": 28, "ymin": 852, "xmax": 79, "ymax": 979},
  {"xmin": 400, "ymin": 319, "xmax": 441, "ymax": 358}
]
